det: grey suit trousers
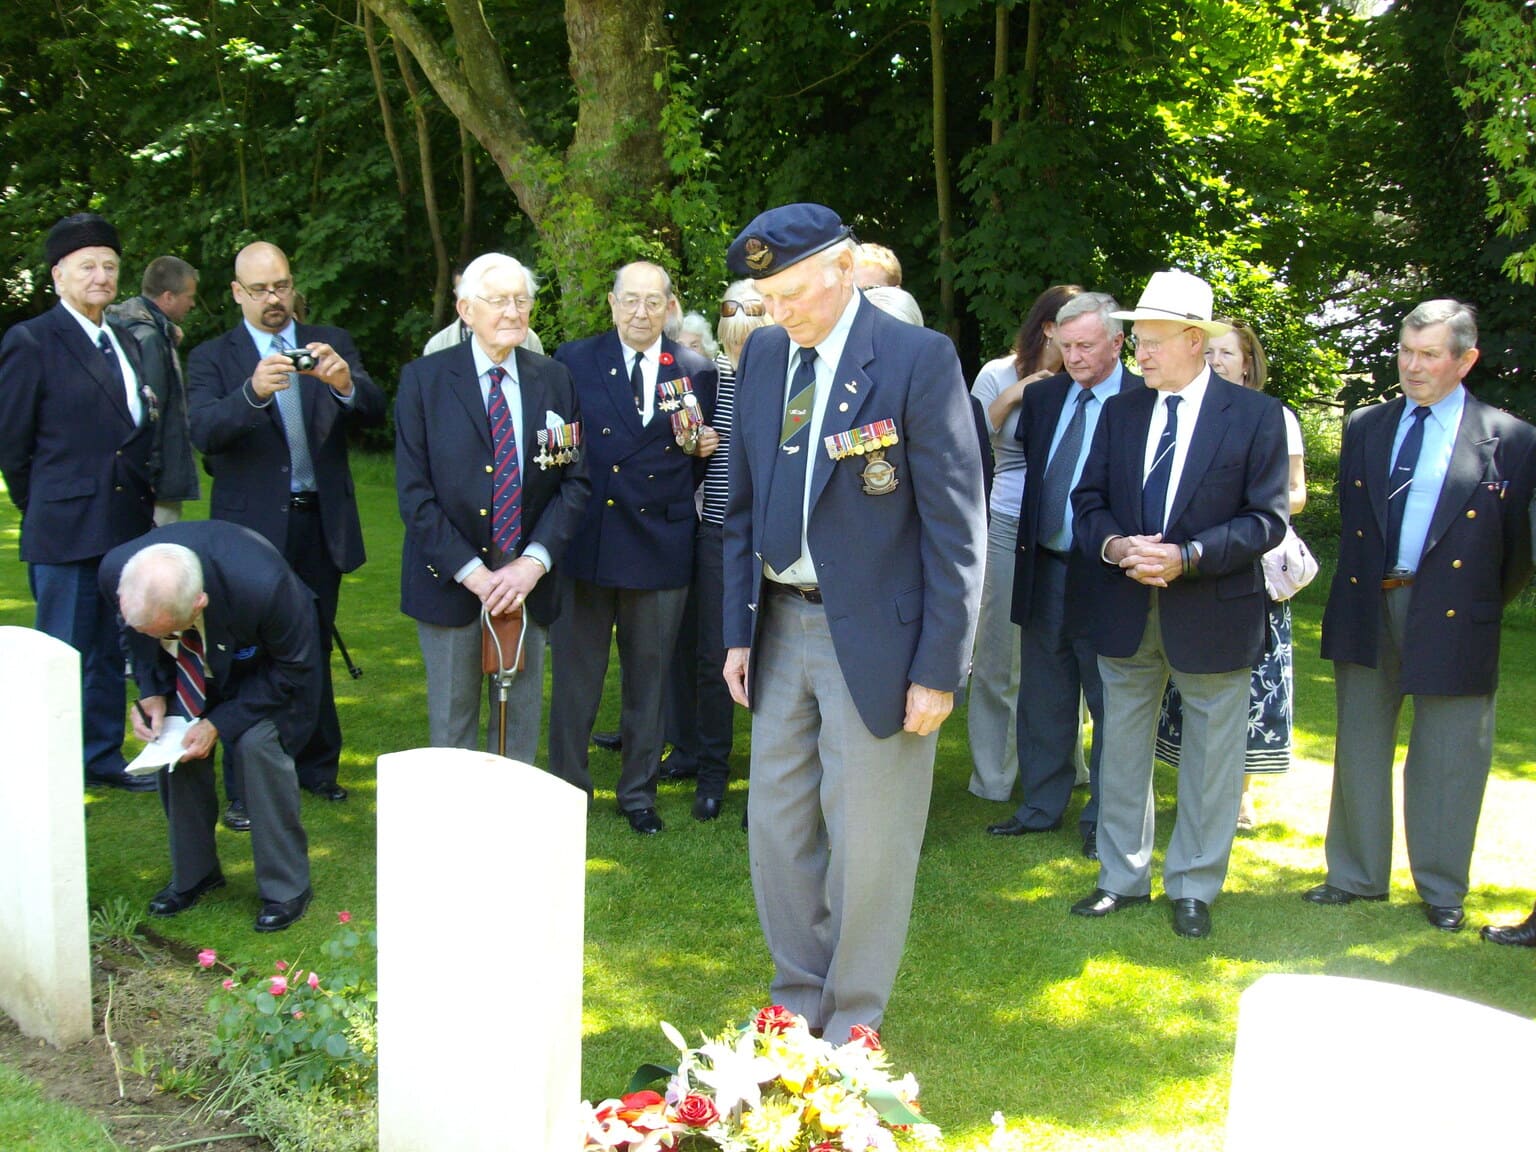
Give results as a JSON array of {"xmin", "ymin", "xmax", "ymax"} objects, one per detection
[
  {"xmin": 417, "ymin": 615, "xmax": 548, "ymax": 766},
  {"xmin": 1096, "ymin": 592, "xmax": 1248, "ymax": 904},
  {"xmin": 1325, "ymin": 586, "xmax": 1495, "ymax": 906},
  {"xmin": 748, "ymin": 591, "xmax": 936, "ymax": 1041},
  {"xmin": 548, "ymin": 579, "xmax": 687, "ymax": 811},
  {"xmin": 165, "ymin": 718, "xmax": 310, "ymax": 902}
]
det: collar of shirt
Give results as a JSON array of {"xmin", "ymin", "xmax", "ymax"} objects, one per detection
[
  {"xmin": 246, "ymin": 318, "xmax": 298, "ymax": 356},
  {"xmin": 1143, "ymin": 364, "xmax": 1212, "ymax": 503},
  {"xmin": 1398, "ymin": 383, "xmax": 1466, "ymax": 440},
  {"xmin": 625, "ymin": 335, "xmax": 664, "ymax": 424},
  {"xmin": 471, "ymin": 340, "xmax": 521, "ymax": 390},
  {"xmin": 62, "ymin": 298, "xmax": 142, "ymax": 422}
]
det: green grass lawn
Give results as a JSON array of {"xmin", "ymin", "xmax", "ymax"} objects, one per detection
[{"xmin": 3, "ymin": 449, "xmax": 1534, "ymax": 1150}]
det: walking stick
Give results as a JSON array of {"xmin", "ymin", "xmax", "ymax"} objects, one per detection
[
  {"xmin": 332, "ymin": 624, "xmax": 364, "ymax": 679},
  {"xmin": 481, "ymin": 606, "xmax": 527, "ymax": 758}
]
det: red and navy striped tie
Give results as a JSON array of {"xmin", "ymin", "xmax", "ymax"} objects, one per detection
[
  {"xmin": 174, "ymin": 627, "xmax": 207, "ymax": 719},
  {"xmin": 487, "ymin": 365, "xmax": 523, "ymax": 555}
]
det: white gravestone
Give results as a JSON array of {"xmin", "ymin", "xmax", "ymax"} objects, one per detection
[
  {"xmin": 0, "ymin": 626, "xmax": 93, "ymax": 1047},
  {"xmin": 1226, "ymin": 973, "xmax": 1536, "ymax": 1151},
  {"xmin": 377, "ymin": 748, "xmax": 587, "ymax": 1152}
]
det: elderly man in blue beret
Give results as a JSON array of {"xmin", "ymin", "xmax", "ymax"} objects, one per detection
[{"xmin": 722, "ymin": 203, "xmax": 986, "ymax": 1041}]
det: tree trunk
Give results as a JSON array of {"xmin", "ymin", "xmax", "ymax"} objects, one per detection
[
  {"xmin": 364, "ymin": 8, "xmax": 411, "ymax": 201},
  {"xmin": 394, "ymin": 40, "xmax": 451, "ymax": 327},
  {"xmin": 930, "ymin": 0, "xmax": 958, "ymax": 341},
  {"xmin": 992, "ymin": 2, "xmax": 1009, "ymax": 146},
  {"xmin": 458, "ymin": 121, "xmax": 476, "ymax": 268},
  {"xmin": 1020, "ymin": 0, "xmax": 1043, "ymax": 123}
]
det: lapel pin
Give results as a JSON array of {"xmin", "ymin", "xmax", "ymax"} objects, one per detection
[{"xmin": 845, "ymin": 382, "xmax": 858, "ymax": 393}]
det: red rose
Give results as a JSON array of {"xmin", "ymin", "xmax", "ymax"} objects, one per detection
[
  {"xmin": 673, "ymin": 1093, "xmax": 720, "ymax": 1128},
  {"xmin": 659, "ymin": 351, "xmax": 675, "ymax": 366},
  {"xmin": 754, "ymin": 1005, "xmax": 798, "ymax": 1035},
  {"xmin": 617, "ymin": 1090, "xmax": 665, "ymax": 1121},
  {"xmin": 848, "ymin": 1024, "xmax": 882, "ymax": 1050}
]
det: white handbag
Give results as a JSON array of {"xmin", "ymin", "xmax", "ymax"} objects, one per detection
[{"xmin": 1261, "ymin": 525, "xmax": 1319, "ymax": 601}]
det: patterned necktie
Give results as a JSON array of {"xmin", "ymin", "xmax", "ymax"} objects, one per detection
[
  {"xmin": 270, "ymin": 335, "xmax": 318, "ymax": 492},
  {"xmin": 763, "ymin": 348, "xmax": 819, "ymax": 573},
  {"xmin": 1037, "ymin": 388, "xmax": 1093, "ymax": 550},
  {"xmin": 1385, "ymin": 404, "xmax": 1431, "ymax": 572},
  {"xmin": 630, "ymin": 352, "xmax": 645, "ymax": 413},
  {"xmin": 174, "ymin": 627, "xmax": 207, "ymax": 719},
  {"xmin": 1141, "ymin": 394, "xmax": 1181, "ymax": 534},
  {"xmin": 98, "ymin": 330, "xmax": 139, "ymax": 424},
  {"xmin": 487, "ymin": 365, "xmax": 523, "ymax": 556}
]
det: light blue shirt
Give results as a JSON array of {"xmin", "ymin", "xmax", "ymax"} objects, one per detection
[
  {"xmin": 454, "ymin": 343, "xmax": 551, "ymax": 581},
  {"xmin": 1039, "ymin": 363, "xmax": 1125, "ymax": 552},
  {"xmin": 242, "ymin": 319, "xmax": 356, "ymax": 409},
  {"xmin": 1392, "ymin": 385, "xmax": 1465, "ymax": 572}
]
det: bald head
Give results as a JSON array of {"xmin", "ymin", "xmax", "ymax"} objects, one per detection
[
  {"xmin": 232, "ymin": 242, "xmax": 295, "ymax": 333},
  {"xmin": 118, "ymin": 544, "xmax": 208, "ymax": 637}
]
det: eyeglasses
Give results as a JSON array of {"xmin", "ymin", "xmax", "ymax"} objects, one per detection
[
  {"xmin": 615, "ymin": 293, "xmax": 669, "ymax": 314},
  {"xmin": 238, "ymin": 279, "xmax": 293, "ymax": 299},
  {"xmin": 477, "ymin": 294, "xmax": 534, "ymax": 313},
  {"xmin": 720, "ymin": 299, "xmax": 766, "ymax": 318},
  {"xmin": 238, "ymin": 280, "xmax": 292, "ymax": 300},
  {"xmin": 1129, "ymin": 327, "xmax": 1195, "ymax": 354}
]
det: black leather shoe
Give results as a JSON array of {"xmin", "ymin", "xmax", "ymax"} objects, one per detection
[
  {"xmin": 1302, "ymin": 883, "xmax": 1388, "ymax": 906},
  {"xmin": 1081, "ymin": 828, "xmax": 1098, "ymax": 861},
  {"xmin": 306, "ymin": 783, "xmax": 348, "ymax": 802},
  {"xmin": 148, "ymin": 870, "xmax": 226, "ymax": 917},
  {"xmin": 592, "ymin": 730, "xmax": 622, "ymax": 752},
  {"xmin": 987, "ymin": 816, "xmax": 1063, "ymax": 837},
  {"xmin": 692, "ymin": 794, "xmax": 722, "ymax": 822},
  {"xmin": 255, "ymin": 887, "xmax": 313, "ymax": 933},
  {"xmin": 87, "ymin": 772, "xmax": 158, "ymax": 793},
  {"xmin": 222, "ymin": 800, "xmax": 251, "ymax": 832},
  {"xmin": 625, "ymin": 807, "xmax": 663, "ymax": 835},
  {"xmin": 1425, "ymin": 903, "xmax": 1465, "ymax": 932},
  {"xmin": 1171, "ymin": 898, "xmax": 1212, "ymax": 938},
  {"xmin": 660, "ymin": 756, "xmax": 699, "ymax": 782},
  {"xmin": 1070, "ymin": 888, "xmax": 1150, "ymax": 917},
  {"xmin": 1481, "ymin": 909, "xmax": 1536, "ymax": 947}
]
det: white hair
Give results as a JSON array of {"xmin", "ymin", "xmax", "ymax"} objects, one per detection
[
  {"xmin": 457, "ymin": 253, "xmax": 539, "ymax": 302},
  {"xmin": 118, "ymin": 543, "xmax": 204, "ymax": 629}
]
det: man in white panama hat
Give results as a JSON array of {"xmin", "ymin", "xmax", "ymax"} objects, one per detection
[{"xmin": 1065, "ymin": 269, "xmax": 1289, "ymax": 938}]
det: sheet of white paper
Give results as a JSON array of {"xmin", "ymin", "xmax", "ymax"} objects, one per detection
[{"xmin": 125, "ymin": 715, "xmax": 193, "ymax": 775}]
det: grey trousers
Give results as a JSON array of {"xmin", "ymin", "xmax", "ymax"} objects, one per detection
[
  {"xmin": 1096, "ymin": 593, "xmax": 1248, "ymax": 905},
  {"xmin": 166, "ymin": 718, "xmax": 310, "ymax": 902},
  {"xmin": 967, "ymin": 512, "xmax": 1022, "ymax": 800},
  {"xmin": 748, "ymin": 591, "xmax": 936, "ymax": 1041},
  {"xmin": 417, "ymin": 614, "xmax": 548, "ymax": 766},
  {"xmin": 1325, "ymin": 587, "xmax": 1495, "ymax": 906},
  {"xmin": 548, "ymin": 579, "xmax": 687, "ymax": 811}
]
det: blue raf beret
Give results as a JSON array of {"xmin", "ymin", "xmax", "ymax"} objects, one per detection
[{"xmin": 727, "ymin": 203, "xmax": 852, "ymax": 280}]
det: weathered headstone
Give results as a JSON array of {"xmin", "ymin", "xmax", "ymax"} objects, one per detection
[
  {"xmin": 1226, "ymin": 973, "xmax": 1536, "ymax": 1150},
  {"xmin": 377, "ymin": 747, "xmax": 587, "ymax": 1151},
  {"xmin": 0, "ymin": 626, "xmax": 93, "ymax": 1047}
]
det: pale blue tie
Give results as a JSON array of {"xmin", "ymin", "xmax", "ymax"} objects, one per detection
[{"xmin": 271, "ymin": 335, "xmax": 317, "ymax": 492}]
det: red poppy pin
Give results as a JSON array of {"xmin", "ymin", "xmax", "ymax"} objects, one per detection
[{"xmin": 659, "ymin": 352, "xmax": 675, "ymax": 367}]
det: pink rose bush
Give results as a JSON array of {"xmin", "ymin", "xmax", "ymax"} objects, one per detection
[{"xmin": 581, "ymin": 1007, "xmax": 939, "ymax": 1150}]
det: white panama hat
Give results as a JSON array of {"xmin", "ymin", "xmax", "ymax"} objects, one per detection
[{"xmin": 1110, "ymin": 269, "xmax": 1230, "ymax": 336}]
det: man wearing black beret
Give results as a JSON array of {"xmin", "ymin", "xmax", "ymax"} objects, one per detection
[
  {"xmin": 0, "ymin": 213, "xmax": 159, "ymax": 792},
  {"xmin": 722, "ymin": 203, "xmax": 986, "ymax": 1039}
]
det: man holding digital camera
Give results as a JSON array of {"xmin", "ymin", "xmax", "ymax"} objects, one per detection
[{"xmin": 187, "ymin": 242, "xmax": 384, "ymax": 806}]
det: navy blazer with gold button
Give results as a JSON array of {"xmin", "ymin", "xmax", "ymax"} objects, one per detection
[{"xmin": 1321, "ymin": 390, "xmax": 1536, "ymax": 696}]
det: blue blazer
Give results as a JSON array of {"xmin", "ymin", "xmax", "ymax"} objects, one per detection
[
  {"xmin": 186, "ymin": 322, "xmax": 385, "ymax": 573},
  {"xmin": 1321, "ymin": 392, "xmax": 1536, "ymax": 695},
  {"xmin": 723, "ymin": 294, "xmax": 987, "ymax": 739},
  {"xmin": 395, "ymin": 341, "xmax": 591, "ymax": 628},
  {"xmin": 100, "ymin": 520, "xmax": 323, "ymax": 754},
  {"xmin": 553, "ymin": 331, "xmax": 716, "ymax": 590},
  {"xmin": 1010, "ymin": 368, "xmax": 1144, "ymax": 631},
  {"xmin": 0, "ymin": 303, "xmax": 156, "ymax": 563},
  {"xmin": 1071, "ymin": 374, "xmax": 1288, "ymax": 674}
]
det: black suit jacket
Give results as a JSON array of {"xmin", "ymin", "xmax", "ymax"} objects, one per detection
[
  {"xmin": 1321, "ymin": 391, "xmax": 1536, "ymax": 695},
  {"xmin": 99, "ymin": 520, "xmax": 322, "ymax": 753},
  {"xmin": 0, "ymin": 303, "xmax": 156, "ymax": 563},
  {"xmin": 394, "ymin": 341, "xmax": 592, "ymax": 627},
  {"xmin": 1072, "ymin": 373, "xmax": 1289, "ymax": 673},
  {"xmin": 553, "ymin": 331, "xmax": 716, "ymax": 590},
  {"xmin": 1010, "ymin": 367, "xmax": 1144, "ymax": 630},
  {"xmin": 186, "ymin": 322, "xmax": 385, "ymax": 572}
]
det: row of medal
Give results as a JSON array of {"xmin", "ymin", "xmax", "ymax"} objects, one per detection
[
  {"xmin": 825, "ymin": 418, "xmax": 899, "ymax": 460},
  {"xmin": 535, "ymin": 422, "xmax": 581, "ymax": 469}
]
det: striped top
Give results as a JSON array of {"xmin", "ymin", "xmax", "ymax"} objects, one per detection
[{"xmin": 700, "ymin": 351, "xmax": 737, "ymax": 526}]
